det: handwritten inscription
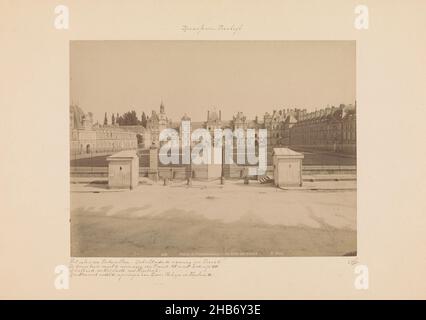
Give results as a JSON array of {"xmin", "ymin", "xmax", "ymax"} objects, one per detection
[
  {"xmin": 181, "ymin": 24, "xmax": 243, "ymax": 35},
  {"xmin": 70, "ymin": 258, "xmax": 222, "ymax": 278}
]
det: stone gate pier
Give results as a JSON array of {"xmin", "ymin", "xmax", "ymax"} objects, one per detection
[{"xmin": 272, "ymin": 148, "xmax": 304, "ymax": 187}]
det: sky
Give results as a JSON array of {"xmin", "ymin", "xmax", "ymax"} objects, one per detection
[{"xmin": 70, "ymin": 41, "xmax": 355, "ymax": 123}]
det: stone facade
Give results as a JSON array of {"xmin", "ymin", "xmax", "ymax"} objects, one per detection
[
  {"xmin": 70, "ymin": 105, "xmax": 137, "ymax": 157},
  {"xmin": 289, "ymin": 104, "xmax": 356, "ymax": 153},
  {"xmin": 146, "ymin": 101, "xmax": 172, "ymax": 147}
]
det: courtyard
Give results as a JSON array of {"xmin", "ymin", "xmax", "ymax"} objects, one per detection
[
  {"xmin": 70, "ymin": 148, "xmax": 357, "ymax": 168},
  {"xmin": 71, "ymin": 179, "xmax": 356, "ymax": 257}
]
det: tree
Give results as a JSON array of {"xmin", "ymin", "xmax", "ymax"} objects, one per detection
[
  {"xmin": 103, "ymin": 112, "xmax": 108, "ymax": 125},
  {"xmin": 130, "ymin": 110, "xmax": 138, "ymax": 125},
  {"xmin": 115, "ymin": 110, "xmax": 138, "ymax": 126},
  {"xmin": 112, "ymin": 110, "xmax": 146, "ymax": 126},
  {"xmin": 141, "ymin": 112, "xmax": 147, "ymax": 128},
  {"xmin": 111, "ymin": 113, "xmax": 115, "ymax": 125}
]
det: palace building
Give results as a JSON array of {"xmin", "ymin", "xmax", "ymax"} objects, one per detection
[
  {"xmin": 226, "ymin": 104, "xmax": 356, "ymax": 154},
  {"xmin": 286, "ymin": 104, "xmax": 356, "ymax": 154},
  {"xmin": 70, "ymin": 105, "xmax": 137, "ymax": 158},
  {"xmin": 71, "ymin": 100, "xmax": 356, "ymax": 158}
]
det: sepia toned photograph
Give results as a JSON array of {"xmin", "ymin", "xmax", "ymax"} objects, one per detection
[
  {"xmin": 70, "ymin": 40, "xmax": 357, "ymax": 257},
  {"xmin": 4, "ymin": 0, "xmax": 426, "ymax": 302}
]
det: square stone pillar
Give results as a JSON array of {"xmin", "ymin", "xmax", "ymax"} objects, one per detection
[
  {"xmin": 272, "ymin": 148, "xmax": 304, "ymax": 187},
  {"xmin": 148, "ymin": 145, "xmax": 158, "ymax": 181},
  {"xmin": 107, "ymin": 150, "xmax": 139, "ymax": 190}
]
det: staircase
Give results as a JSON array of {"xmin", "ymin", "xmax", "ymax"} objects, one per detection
[{"xmin": 258, "ymin": 175, "xmax": 273, "ymax": 184}]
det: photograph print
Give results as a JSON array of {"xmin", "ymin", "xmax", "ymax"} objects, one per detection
[{"xmin": 70, "ymin": 40, "xmax": 357, "ymax": 257}]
